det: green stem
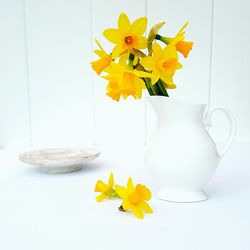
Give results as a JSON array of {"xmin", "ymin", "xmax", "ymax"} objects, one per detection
[
  {"xmin": 110, "ymin": 189, "xmax": 120, "ymax": 198},
  {"xmin": 128, "ymin": 53, "xmax": 134, "ymax": 70},
  {"xmin": 144, "ymin": 78, "xmax": 158, "ymax": 95},
  {"xmin": 137, "ymin": 63, "xmax": 158, "ymax": 96},
  {"xmin": 155, "ymin": 34, "xmax": 162, "ymax": 41},
  {"xmin": 155, "ymin": 34, "xmax": 171, "ymax": 45},
  {"xmin": 143, "ymin": 78, "xmax": 153, "ymax": 95},
  {"xmin": 155, "ymin": 80, "xmax": 169, "ymax": 97}
]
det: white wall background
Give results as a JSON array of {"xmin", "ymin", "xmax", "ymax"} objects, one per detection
[{"xmin": 0, "ymin": 0, "xmax": 250, "ymax": 148}]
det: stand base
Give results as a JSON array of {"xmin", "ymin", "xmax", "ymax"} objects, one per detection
[
  {"xmin": 39, "ymin": 165, "xmax": 82, "ymax": 174},
  {"xmin": 157, "ymin": 188, "xmax": 208, "ymax": 203}
]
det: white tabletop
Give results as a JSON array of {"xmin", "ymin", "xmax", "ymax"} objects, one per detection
[{"xmin": 0, "ymin": 144, "xmax": 250, "ymax": 250}]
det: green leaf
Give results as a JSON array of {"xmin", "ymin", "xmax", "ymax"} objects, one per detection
[{"xmin": 147, "ymin": 22, "xmax": 165, "ymax": 55}]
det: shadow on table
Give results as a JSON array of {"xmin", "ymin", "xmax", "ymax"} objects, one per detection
[
  {"xmin": 204, "ymin": 173, "xmax": 250, "ymax": 199},
  {"xmin": 19, "ymin": 161, "xmax": 104, "ymax": 177}
]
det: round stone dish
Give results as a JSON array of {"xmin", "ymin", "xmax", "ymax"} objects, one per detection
[{"xmin": 19, "ymin": 147, "xmax": 101, "ymax": 173}]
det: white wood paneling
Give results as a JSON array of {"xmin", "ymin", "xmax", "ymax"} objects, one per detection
[
  {"xmin": 210, "ymin": 0, "xmax": 250, "ymax": 143},
  {"xmin": 146, "ymin": 0, "xmax": 213, "ymax": 142},
  {"xmin": 0, "ymin": 0, "xmax": 31, "ymax": 148},
  {"xmin": 92, "ymin": 0, "xmax": 147, "ymax": 145},
  {"xmin": 0, "ymin": 0, "xmax": 249, "ymax": 147},
  {"xmin": 147, "ymin": 0, "xmax": 213, "ymax": 103},
  {"xmin": 25, "ymin": 0, "xmax": 94, "ymax": 147}
]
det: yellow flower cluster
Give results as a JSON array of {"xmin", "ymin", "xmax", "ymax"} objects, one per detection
[
  {"xmin": 91, "ymin": 13, "xmax": 193, "ymax": 101},
  {"xmin": 95, "ymin": 172, "xmax": 153, "ymax": 219}
]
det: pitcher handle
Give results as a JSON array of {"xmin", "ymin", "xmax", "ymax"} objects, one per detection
[{"xmin": 204, "ymin": 107, "xmax": 236, "ymax": 158}]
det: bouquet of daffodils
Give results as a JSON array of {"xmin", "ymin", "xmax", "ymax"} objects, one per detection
[{"xmin": 91, "ymin": 13, "xmax": 193, "ymax": 101}]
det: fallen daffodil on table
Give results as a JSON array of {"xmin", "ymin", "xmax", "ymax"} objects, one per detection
[
  {"xmin": 95, "ymin": 172, "xmax": 118, "ymax": 202},
  {"xmin": 91, "ymin": 12, "xmax": 193, "ymax": 100},
  {"xmin": 94, "ymin": 173, "xmax": 153, "ymax": 219},
  {"xmin": 115, "ymin": 177, "xmax": 153, "ymax": 219}
]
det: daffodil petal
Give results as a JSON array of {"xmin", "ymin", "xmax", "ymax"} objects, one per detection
[
  {"xmin": 127, "ymin": 177, "xmax": 135, "ymax": 193},
  {"xmin": 177, "ymin": 62, "xmax": 183, "ymax": 69},
  {"xmin": 151, "ymin": 69, "xmax": 160, "ymax": 85},
  {"xmin": 112, "ymin": 44, "xmax": 124, "ymax": 59},
  {"xmin": 137, "ymin": 36, "xmax": 147, "ymax": 49},
  {"xmin": 167, "ymin": 83, "xmax": 176, "ymax": 89},
  {"xmin": 119, "ymin": 53, "xmax": 129, "ymax": 65},
  {"xmin": 178, "ymin": 22, "xmax": 189, "ymax": 35},
  {"xmin": 115, "ymin": 185, "xmax": 127, "ymax": 199},
  {"xmin": 96, "ymin": 193, "xmax": 106, "ymax": 202},
  {"xmin": 131, "ymin": 17, "xmax": 147, "ymax": 35},
  {"xmin": 131, "ymin": 207, "xmax": 144, "ymax": 219},
  {"xmin": 141, "ymin": 201, "xmax": 153, "ymax": 213},
  {"xmin": 108, "ymin": 172, "xmax": 114, "ymax": 187},
  {"xmin": 134, "ymin": 78, "xmax": 145, "ymax": 99},
  {"xmin": 140, "ymin": 56, "xmax": 156, "ymax": 70},
  {"xmin": 153, "ymin": 42, "xmax": 163, "ymax": 59},
  {"xmin": 95, "ymin": 39, "xmax": 105, "ymax": 52},
  {"xmin": 95, "ymin": 180, "xmax": 108, "ymax": 192},
  {"xmin": 133, "ymin": 70, "xmax": 152, "ymax": 79},
  {"xmin": 171, "ymin": 34, "xmax": 185, "ymax": 46},
  {"xmin": 133, "ymin": 55, "xmax": 139, "ymax": 66},
  {"xmin": 118, "ymin": 13, "xmax": 131, "ymax": 34},
  {"xmin": 103, "ymin": 28, "xmax": 122, "ymax": 44},
  {"xmin": 106, "ymin": 85, "xmax": 121, "ymax": 101},
  {"xmin": 122, "ymin": 200, "xmax": 130, "ymax": 210},
  {"xmin": 94, "ymin": 50, "xmax": 106, "ymax": 58},
  {"xmin": 160, "ymin": 72, "xmax": 172, "ymax": 84},
  {"xmin": 160, "ymin": 73, "xmax": 176, "ymax": 89},
  {"xmin": 163, "ymin": 44, "xmax": 178, "ymax": 59},
  {"xmin": 109, "ymin": 61, "xmax": 126, "ymax": 73}
]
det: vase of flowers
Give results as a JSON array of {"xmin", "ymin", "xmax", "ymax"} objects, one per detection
[{"xmin": 91, "ymin": 13, "xmax": 236, "ymax": 202}]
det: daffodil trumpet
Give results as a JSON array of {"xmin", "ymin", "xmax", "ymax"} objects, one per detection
[{"xmin": 91, "ymin": 13, "xmax": 193, "ymax": 101}]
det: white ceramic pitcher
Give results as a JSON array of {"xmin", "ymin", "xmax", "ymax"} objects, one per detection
[{"xmin": 145, "ymin": 96, "xmax": 236, "ymax": 202}]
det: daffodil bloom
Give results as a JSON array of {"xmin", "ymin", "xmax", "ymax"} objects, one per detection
[
  {"xmin": 156, "ymin": 22, "xmax": 193, "ymax": 58},
  {"xmin": 140, "ymin": 42, "xmax": 182, "ymax": 88},
  {"xmin": 95, "ymin": 172, "xmax": 118, "ymax": 202},
  {"xmin": 103, "ymin": 13, "xmax": 147, "ymax": 59},
  {"xmin": 103, "ymin": 61, "xmax": 152, "ymax": 101},
  {"xmin": 115, "ymin": 178, "xmax": 153, "ymax": 219},
  {"xmin": 91, "ymin": 40, "xmax": 112, "ymax": 75}
]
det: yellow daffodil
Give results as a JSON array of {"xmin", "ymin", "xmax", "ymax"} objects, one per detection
[
  {"xmin": 156, "ymin": 22, "xmax": 193, "ymax": 58},
  {"xmin": 115, "ymin": 178, "xmax": 153, "ymax": 219},
  {"xmin": 103, "ymin": 61, "xmax": 152, "ymax": 101},
  {"xmin": 95, "ymin": 172, "xmax": 118, "ymax": 202},
  {"xmin": 172, "ymin": 22, "xmax": 193, "ymax": 58},
  {"xmin": 91, "ymin": 40, "xmax": 112, "ymax": 75},
  {"xmin": 140, "ymin": 42, "xmax": 182, "ymax": 88},
  {"xmin": 103, "ymin": 13, "xmax": 147, "ymax": 59},
  {"xmin": 91, "ymin": 12, "xmax": 194, "ymax": 98}
]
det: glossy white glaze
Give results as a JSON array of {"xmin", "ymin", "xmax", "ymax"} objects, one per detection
[{"xmin": 145, "ymin": 96, "xmax": 236, "ymax": 202}]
